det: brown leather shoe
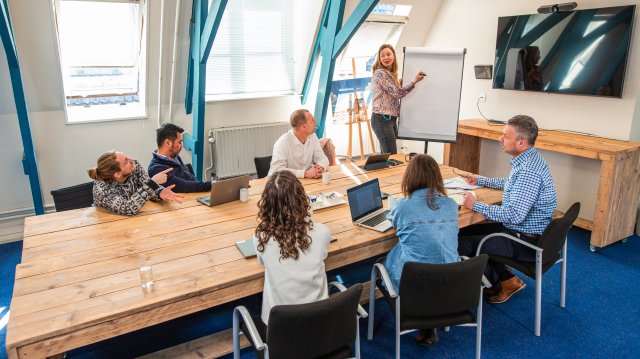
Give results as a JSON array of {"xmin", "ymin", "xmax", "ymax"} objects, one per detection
[{"xmin": 488, "ymin": 276, "xmax": 526, "ymax": 304}]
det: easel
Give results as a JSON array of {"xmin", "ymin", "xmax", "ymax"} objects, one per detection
[{"xmin": 347, "ymin": 58, "xmax": 376, "ymax": 160}]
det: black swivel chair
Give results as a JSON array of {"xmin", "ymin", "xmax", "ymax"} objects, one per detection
[
  {"xmin": 233, "ymin": 282, "xmax": 365, "ymax": 359},
  {"xmin": 367, "ymin": 255, "xmax": 488, "ymax": 359},
  {"xmin": 476, "ymin": 202, "xmax": 580, "ymax": 336},
  {"xmin": 254, "ymin": 156, "xmax": 272, "ymax": 179},
  {"xmin": 50, "ymin": 182, "xmax": 95, "ymax": 212}
]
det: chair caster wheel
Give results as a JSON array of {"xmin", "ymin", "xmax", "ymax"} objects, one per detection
[
  {"xmin": 589, "ymin": 244, "xmax": 599, "ymax": 253},
  {"xmin": 621, "ymin": 238, "xmax": 628, "ymax": 243}
]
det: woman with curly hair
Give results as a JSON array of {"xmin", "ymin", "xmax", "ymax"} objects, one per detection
[{"xmin": 254, "ymin": 170, "xmax": 332, "ymax": 324}]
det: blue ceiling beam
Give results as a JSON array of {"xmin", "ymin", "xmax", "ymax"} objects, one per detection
[
  {"xmin": 0, "ymin": 0, "xmax": 45, "ymax": 214},
  {"xmin": 302, "ymin": 0, "xmax": 378, "ymax": 138},
  {"xmin": 183, "ymin": 0, "xmax": 227, "ymax": 180}
]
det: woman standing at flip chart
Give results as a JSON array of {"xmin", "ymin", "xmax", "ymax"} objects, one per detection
[{"xmin": 371, "ymin": 44, "xmax": 426, "ymax": 154}]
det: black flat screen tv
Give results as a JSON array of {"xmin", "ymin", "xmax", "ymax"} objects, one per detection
[{"xmin": 493, "ymin": 5, "xmax": 635, "ymax": 98}]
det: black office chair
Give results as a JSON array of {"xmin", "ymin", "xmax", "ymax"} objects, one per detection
[
  {"xmin": 254, "ymin": 155, "xmax": 272, "ymax": 179},
  {"xmin": 233, "ymin": 283, "xmax": 365, "ymax": 359},
  {"xmin": 367, "ymin": 255, "xmax": 488, "ymax": 359},
  {"xmin": 50, "ymin": 182, "xmax": 94, "ymax": 212},
  {"xmin": 185, "ymin": 163, "xmax": 195, "ymax": 175},
  {"xmin": 476, "ymin": 202, "xmax": 580, "ymax": 336}
]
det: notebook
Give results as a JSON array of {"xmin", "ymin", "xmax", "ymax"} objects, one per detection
[
  {"xmin": 236, "ymin": 236, "xmax": 338, "ymax": 259},
  {"xmin": 346, "ymin": 178, "xmax": 393, "ymax": 232},
  {"xmin": 196, "ymin": 175, "xmax": 251, "ymax": 206}
]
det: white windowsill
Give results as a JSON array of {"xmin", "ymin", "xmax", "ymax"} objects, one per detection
[
  {"xmin": 205, "ymin": 91, "xmax": 295, "ymax": 102},
  {"xmin": 65, "ymin": 103, "xmax": 147, "ymax": 124}
]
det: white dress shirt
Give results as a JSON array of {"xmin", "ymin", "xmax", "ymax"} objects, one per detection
[{"xmin": 268, "ymin": 130, "xmax": 329, "ymax": 178}]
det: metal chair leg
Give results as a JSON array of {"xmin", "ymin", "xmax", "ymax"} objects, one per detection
[
  {"xmin": 535, "ymin": 251, "xmax": 543, "ymax": 336},
  {"xmin": 560, "ymin": 239, "xmax": 567, "ymax": 307},
  {"xmin": 355, "ymin": 316, "xmax": 361, "ymax": 359},
  {"xmin": 367, "ymin": 267, "xmax": 377, "ymax": 340},
  {"xmin": 395, "ymin": 298, "xmax": 401, "ymax": 359},
  {"xmin": 476, "ymin": 287, "xmax": 483, "ymax": 359}
]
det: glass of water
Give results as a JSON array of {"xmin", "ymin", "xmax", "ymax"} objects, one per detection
[{"xmin": 139, "ymin": 260, "xmax": 154, "ymax": 290}]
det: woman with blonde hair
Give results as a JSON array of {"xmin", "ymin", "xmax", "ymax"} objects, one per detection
[
  {"xmin": 384, "ymin": 154, "xmax": 459, "ymax": 345},
  {"xmin": 254, "ymin": 170, "xmax": 332, "ymax": 324},
  {"xmin": 371, "ymin": 44, "xmax": 426, "ymax": 154}
]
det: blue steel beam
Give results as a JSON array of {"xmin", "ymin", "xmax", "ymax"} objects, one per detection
[
  {"xmin": 199, "ymin": 0, "xmax": 227, "ymax": 63},
  {"xmin": 185, "ymin": 3, "xmax": 195, "ymax": 114},
  {"xmin": 0, "ymin": 0, "xmax": 45, "ymax": 214},
  {"xmin": 301, "ymin": 1, "xmax": 329, "ymax": 104},
  {"xmin": 302, "ymin": 0, "xmax": 378, "ymax": 138},
  {"xmin": 183, "ymin": 0, "xmax": 227, "ymax": 180}
]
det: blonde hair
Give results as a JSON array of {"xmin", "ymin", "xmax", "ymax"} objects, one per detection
[
  {"xmin": 372, "ymin": 44, "xmax": 399, "ymax": 85},
  {"xmin": 88, "ymin": 151, "xmax": 120, "ymax": 182}
]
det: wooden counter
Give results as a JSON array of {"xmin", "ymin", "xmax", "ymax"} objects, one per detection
[
  {"xmin": 444, "ymin": 118, "xmax": 640, "ymax": 249},
  {"xmin": 5, "ymin": 158, "xmax": 501, "ymax": 359}
]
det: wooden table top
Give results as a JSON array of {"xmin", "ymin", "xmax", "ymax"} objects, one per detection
[
  {"xmin": 459, "ymin": 119, "xmax": 640, "ymax": 160},
  {"xmin": 6, "ymin": 157, "xmax": 502, "ymax": 358}
]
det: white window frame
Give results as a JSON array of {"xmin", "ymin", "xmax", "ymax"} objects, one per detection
[{"xmin": 51, "ymin": 0, "xmax": 149, "ymax": 124}]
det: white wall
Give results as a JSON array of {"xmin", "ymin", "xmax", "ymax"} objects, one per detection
[{"xmin": 425, "ymin": 0, "xmax": 640, "ymax": 220}]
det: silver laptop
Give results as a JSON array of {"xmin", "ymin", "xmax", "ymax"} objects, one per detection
[
  {"xmin": 346, "ymin": 178, "xmax": 393, "ymax": 232},
  {"xmin": 197, "ymin": 175, "xmax": 251, "ymax": 207}
]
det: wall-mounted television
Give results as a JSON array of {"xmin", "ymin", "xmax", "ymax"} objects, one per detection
[{"xmin": 493, "ymin": 5, "xmax": 635, "ymax": 98}]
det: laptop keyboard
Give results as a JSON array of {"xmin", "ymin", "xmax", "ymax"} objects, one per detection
[{"xmin": 361, "ymin": 210, "xmax": 389, "ymax": 227}]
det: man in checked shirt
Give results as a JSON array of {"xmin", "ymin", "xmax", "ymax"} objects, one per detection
[{"xmin": 457, "ymin": 115, "xmax": 557, "ymax": 304}]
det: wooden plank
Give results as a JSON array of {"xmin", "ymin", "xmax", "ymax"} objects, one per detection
[
  {"xmin": 443, "ymin": 133, "xmax": 481, "ymax": 173},
  {"xmin": 138, "ymin": 329, "xmax": 250, "ymax": 359}
]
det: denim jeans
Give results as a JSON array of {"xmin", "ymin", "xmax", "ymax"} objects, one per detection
[{"xmin": 371, "ymin": 113, "xmax": 398, "ymax": 154}]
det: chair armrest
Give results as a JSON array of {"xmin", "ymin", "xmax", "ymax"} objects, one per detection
[
  {"xmin": 372, "ymin": 263, "xmax": 397, "ymax": 298},
  {"xmin": 329, "ymin": 281, "xmax": 368, "ymax": 318},
  {"xmin": 233, "ymin": 306, "xmax": 265, "ymax": 351},
  {"xmin": 459, "ymin": 256, "xmax": 492, "ymax": 288},
  {"xmin": 476, "ymin": 233, "xmax": 543, "ymax": 256}
]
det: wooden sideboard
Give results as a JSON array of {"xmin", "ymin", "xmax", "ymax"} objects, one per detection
[{"xmin": 444, "ymin": 119, "xmax": 640, "ymax": 250}]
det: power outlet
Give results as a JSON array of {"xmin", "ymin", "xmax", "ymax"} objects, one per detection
[{"xmin": 479, "ymin": 94, "xmax": 486, "ymax": 102}]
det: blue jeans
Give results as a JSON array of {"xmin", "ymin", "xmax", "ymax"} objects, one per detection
[{"xmin": 371, "ymin": 113, "xmax": 398, "ymax": 154}]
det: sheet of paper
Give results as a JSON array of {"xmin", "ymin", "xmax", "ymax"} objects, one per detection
[{"xmin": 443, "ymin": 177, "xmax": 480, "ymax": 190}]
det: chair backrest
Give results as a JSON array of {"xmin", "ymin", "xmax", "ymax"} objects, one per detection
[
  {"xmin": 538, "ymin": 202, "xmax": 580, "ymax": 267},
  {"xmin": 50, "ymin": 182, "xmax": 95, "ymax": 212},
  {"xmin": 266, "ymin": 284, "xmax": 363, "ymax": 359},
  {"xmin": 254, "ymin": 156, "xmax": 272, "ymax": 179},
  {"xmin": 398, "ymin": 255, "xmax": 488, "ymax": 318}
]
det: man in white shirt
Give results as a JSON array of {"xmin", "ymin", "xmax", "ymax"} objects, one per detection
[{"xmin": 268, "ymin": 109, "xmax": 329, "ymax": 178}]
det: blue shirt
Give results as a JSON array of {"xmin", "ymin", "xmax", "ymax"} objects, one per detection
[
  {"xmin": 384, "ymin": 189, "xmax": 459, "ymax": 292},
  {"xmin": 473, "ymin": 147, "xmax": 557, "ymax": 235}
]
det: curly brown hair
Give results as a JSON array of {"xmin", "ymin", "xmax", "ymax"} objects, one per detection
[
  {"xmin": 255, "ymin": 171, "xmax": 313, "ymax": 260},
  {"xmin": 401, "ymin": 154, "xmax": 446, "ymax": 210}
]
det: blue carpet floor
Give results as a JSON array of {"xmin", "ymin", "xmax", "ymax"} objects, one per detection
[{"xmin": 1, "ymin": 228, "xmax": 639, "ymax": 358}]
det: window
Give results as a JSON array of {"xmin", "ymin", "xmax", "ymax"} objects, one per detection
[
  {"xmin": 205, "ymin": 0, "xmax": 294, "ymax": 100},
  {"xmin": 53, "ymin": 0, "xmax": 147, "ymax": 123}
]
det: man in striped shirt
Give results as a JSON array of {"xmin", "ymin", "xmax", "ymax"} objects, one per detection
[{"xmin": 458, "ymin": 115, "xmax": 557, "ymax": 304}]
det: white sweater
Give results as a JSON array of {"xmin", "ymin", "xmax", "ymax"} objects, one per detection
[{"xmin": 254, "ymin": 223, "xmax": 332, "ymax": 324}]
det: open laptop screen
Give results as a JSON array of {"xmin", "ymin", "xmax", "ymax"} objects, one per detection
[{"xmin": 347, "ymin": 179, "xmax": 383, "ymax": 221}]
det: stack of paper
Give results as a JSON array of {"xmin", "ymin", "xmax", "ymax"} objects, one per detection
[{"xmin": 444, "ymin": 177, "xmax": 480, "ymax": 190}]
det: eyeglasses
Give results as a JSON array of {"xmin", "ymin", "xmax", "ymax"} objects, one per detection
[{"xmin": 452, "ymin": 168, "xmax": 470, "ymax": 178}]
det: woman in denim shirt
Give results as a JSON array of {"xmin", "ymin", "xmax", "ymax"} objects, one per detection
[{"xmin": 384, "ymin": 154, "xmax": 459, "ymax": 345}]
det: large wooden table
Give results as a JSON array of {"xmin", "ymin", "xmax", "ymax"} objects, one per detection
[
  {"xmin": 6, "ymin": 159, "xmax": 502, "ymax": 359},
  {"xmin": 444, "ymin": 119, "xmax": 640, "ymax": 249}
]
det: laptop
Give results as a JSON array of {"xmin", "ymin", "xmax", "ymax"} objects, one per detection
[
  {"xmin": 360, "ymin": 153, "xmax": 391, "ymax": 171},
  {"xmin": 197, "ymin": 175, "xmax": 251, "ymax": 206},
  {"xmin": 346, "ymin": 178, "xmax": 393, "ymax": 232}
]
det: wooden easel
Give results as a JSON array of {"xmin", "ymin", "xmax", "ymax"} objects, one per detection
[{"xmin": 347, "ymin": 58, "xmax": 376, "ymax": 160}]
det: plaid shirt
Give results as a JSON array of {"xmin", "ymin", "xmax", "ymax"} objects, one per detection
[{"xmin": 473, "ymin": 147, "xmax": 557, "ymax": 235}]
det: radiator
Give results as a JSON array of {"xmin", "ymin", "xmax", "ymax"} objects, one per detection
[{"xmin": 210, "ymin": 122, "xmax": 290, "ymax": 178}]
